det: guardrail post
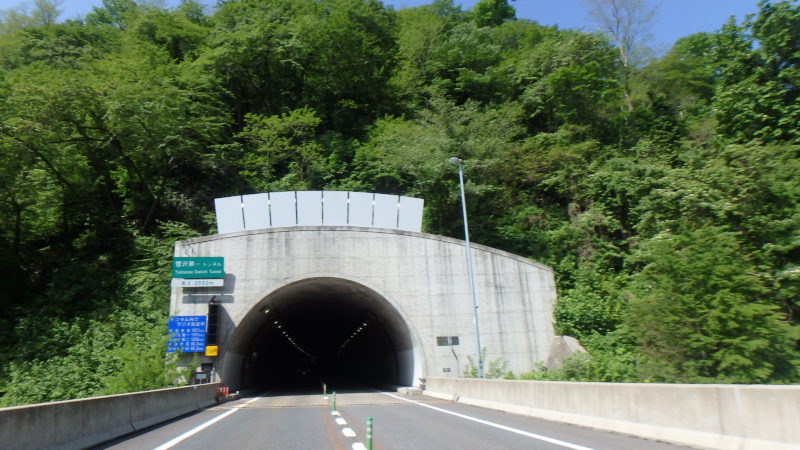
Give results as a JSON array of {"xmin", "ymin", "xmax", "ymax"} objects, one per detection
[{"xmin": 366, "ymin": 417, "xmax": 373, "ymax": 450}]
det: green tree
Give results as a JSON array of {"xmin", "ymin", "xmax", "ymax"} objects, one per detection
[
  {"xmin": 101, "ymin": 328, "xmax": 183, "ymax": 394},
  {"xmin": 640, "ymin": 33, "xmax": 715, "ymax": 142},
  {"xmin": 391, "ymin": 1, "xmax": 462, "ymax": 108},
  {"xmin": 203, "ymin": 0, "xmax": 397, "ymax": 134},
  {"xmin": 471, "ymin": 0, "xmax": 515, "ymax": 27},
  {"xmin": 712, "ymin": 0, "xmax": 800, "ymax": 144},
  {"xmin": 234, "ymin": 107, "xmax": 324, "ymax": 191},
  {"xmin": 625, "ymin": 225, "xmax": 799, "ymax": 383},
  {"xmin": 132, "ymin": 6, "xmax": 210, "ymax": 62},
  {"xmin": 511, "ymin": 30, "xmax": 619, "ymax": 137},
  {"xmin": 86, "ymin": 0, "xmax": 139, "ymax": 29},
  {"xmin": 585, "ymin": 0, "xmax": 656, "ymax": 112},
  {"xmin": 348, "ymin": 96, "xmax": 523, "ymax": 240}
]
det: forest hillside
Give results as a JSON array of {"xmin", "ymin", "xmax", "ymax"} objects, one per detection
[{"xmin": 1, "ymin": 0, "xmax": 799, "ymax": 406}]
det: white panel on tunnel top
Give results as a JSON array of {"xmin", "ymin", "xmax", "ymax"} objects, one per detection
[
  {"xmin": 323, "ymin": 191, "xmax": 348, "ymax": 226},
  {"xmin": 242, "ymin": 193, "xmax": 270, "ymax": 230},
  {"xmin": 269, "ymin": 192, "xmax": 296, "ymax": 227},
  {"xmin": 297, "ymin": 191, "xmax": 323, "ymax": 226},
  {"xmin": 398, "ymin": 196, "xmax": 424, "ymax": 232},
  {"xmin": 373, "ymin": 194, "xmax": 399, "ymax": 229},
  {"xmin": 214, "ymin": 191, "xmax": 424, "ymax": 233},
  {"xmin": 214, "ymin": 195, "xmax": 244, "ymax": 234},
  {"xmin": 348, "ymin": 192, "xmax": 373, "ymax": 227}
]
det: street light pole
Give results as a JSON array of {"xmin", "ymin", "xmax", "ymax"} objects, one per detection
[{"xmin": 449, "ymin": 157, "xmax": 484, "ymax": 378}]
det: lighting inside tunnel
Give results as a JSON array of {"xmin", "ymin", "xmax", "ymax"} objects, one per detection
[
  {"xmin": 228, "ymin": 277, "xmax": 414, "ymax": 391},
  {"xmin": 337, "ymin": 322, "xmax": 369, "ymax": 357},
  {"xmin": 266, "ymin": 314, "xmax": 314, "ymax": 358}
]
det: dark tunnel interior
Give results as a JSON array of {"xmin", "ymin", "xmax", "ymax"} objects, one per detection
[{"xmin": 233, "ymin": 278, "xmax": 414, "ymax": 393}]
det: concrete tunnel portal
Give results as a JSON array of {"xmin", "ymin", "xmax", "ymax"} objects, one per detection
[
  {"xmin": 173, "ymin": 191, "xmax": 557, "ymax": 391},
  {"xmin": 225, "ymin": 277, "xmax": 415, "ymax": 392}
]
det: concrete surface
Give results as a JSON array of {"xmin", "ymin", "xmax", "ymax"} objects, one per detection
[
  {"xmin": 424, "ymin": 377, "xmax": 800, "ymax": 450},
  {"xmin": 0, "ymin": 383, "xmax": 219, "ymax": 449},
  {"xmin": 170, "ymin": 226, "xmax": 557, "ymax": 389}
]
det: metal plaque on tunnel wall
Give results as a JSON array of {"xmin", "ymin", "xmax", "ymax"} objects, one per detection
[
  {"xmin": 172, "ymin": 257, "xmax": 224, "ymax": 278},
  {"xmin": 167, "ymin": 316, "xmax": 207, "ymax": 353}
]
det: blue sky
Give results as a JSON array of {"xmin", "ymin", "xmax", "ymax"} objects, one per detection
[{"xmin": 22, "ymin": 0, "xmax": 761, "ymax": 49}]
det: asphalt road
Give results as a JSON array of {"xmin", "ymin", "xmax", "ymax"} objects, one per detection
[{"xmin": 97, "ymin": 389, "xmax": 692, "ymax": 450}]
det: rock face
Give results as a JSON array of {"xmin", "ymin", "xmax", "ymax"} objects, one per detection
[{"xmin": 545, "ymin": 335, "xmax": 587, "ymax": 371}]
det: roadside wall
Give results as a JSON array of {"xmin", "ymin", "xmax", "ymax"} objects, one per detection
[
  {"xmin": 0, "ymin": 383, "xmax": 219, "ymax": 449},
  {"xmin": 424, "ymin": 377, "xmax": 800, "ymax": 450}
]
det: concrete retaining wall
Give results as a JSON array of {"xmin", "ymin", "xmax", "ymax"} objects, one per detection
[
  {"xmin": 424, "ymin": 377, "xmax": 800, "ymax": 450},
  {"xmin": 0, "ymin": 383, "xmax": 219, "ymax": 449}
]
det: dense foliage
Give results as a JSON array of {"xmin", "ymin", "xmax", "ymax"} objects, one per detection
[{"xmin": 2, "ymin": 0, "xmax": 799, "ymax": 404}]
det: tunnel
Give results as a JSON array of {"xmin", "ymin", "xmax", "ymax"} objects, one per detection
[{"xmin": 223, "ymin": 277, "xmax": 415, "ymax": 393}]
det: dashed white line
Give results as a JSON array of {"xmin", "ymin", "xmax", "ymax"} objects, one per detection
[
  {"xmin": 342, "ymin": 427, "xmax": 357, "ymax": 437},
  {"xmin": 336, "ymin": 418, "xmax": 348, "ymax": 425},
  {"xmin": 352, "ymin": 443, "xmax": 368, "ymax": 450},
  {"xmin": 382, "ymin": 393, "xmax": 595, "ymax": 450},
  {"xmin": 154, "ymin": 396, "xmax": 261, "ymax": 450}
]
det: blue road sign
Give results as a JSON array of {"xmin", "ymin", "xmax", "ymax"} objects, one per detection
[{"xmin": 167, "ymin": 316, "xmax": 207, "ymax": 353}]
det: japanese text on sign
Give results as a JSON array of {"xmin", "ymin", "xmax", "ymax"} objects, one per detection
[
  {"xmin": 167, "ymin": 316, "xmax": 207, "ymax": 353},
  {"xmin": 171, "ymin": 257, "xmax": 224, "ymax": 279}
]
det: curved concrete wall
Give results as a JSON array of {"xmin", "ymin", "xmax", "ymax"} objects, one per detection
[
  {"xmin": 0, "ymin": 384, "xmax": 219, "ymax": 449},
  {"xmin": 170, "ymin": 227, "xmax": 556, "ymax": 388}
]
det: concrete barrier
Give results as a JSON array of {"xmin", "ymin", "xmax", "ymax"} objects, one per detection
[
  {"xmin": 0, "ymin": 383, "xmax": 219, "ymax": 449},
  {"xmin": 424, "ymin": 377, "xmax": 800, "ymax": 450}
]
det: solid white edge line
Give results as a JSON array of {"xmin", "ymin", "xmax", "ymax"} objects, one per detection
[
  {"xmin": 382, "ymin": 393, "xmax": 595, "ymax": 450},
  {"xmin": 153, "ymin": 396, "xmax": 261, "ymax": 450}
]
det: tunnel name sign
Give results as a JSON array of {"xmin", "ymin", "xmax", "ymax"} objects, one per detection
[
  {"xmin": 172, "ymin": 257, "xmax": 224, "ymax": 278},
  {"xmin": 171, "ymin": 257, "xmax": 224, "ymax": 287}
]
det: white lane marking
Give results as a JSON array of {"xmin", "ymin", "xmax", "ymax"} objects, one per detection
[
  {"xmin": 383, "ymin": 393, "xmax": 595, "ymax": 450},
  {"xmin": 336, "ymin": 418, "xmax": 348, "ymax": 425},
  {"xmin": 352, "ymin": 443, "xmax": 368, "ymax": 450},
  {"xmin": 154, "ymin": 396, "xmax": 261, "ymax": 450},
  {"xmin": 331, "ymin": 410, "xmax": 341, "ymax": 416},
  {"xmin": 342, "ymin": 427, "xmax": 357, "ymax": 437}
]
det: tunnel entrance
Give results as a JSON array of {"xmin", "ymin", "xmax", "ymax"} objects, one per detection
[{"xmin": 225, "ymin": 277, "xmax": 415, "ymax": 393}]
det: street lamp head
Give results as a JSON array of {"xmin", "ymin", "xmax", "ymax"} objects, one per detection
[{"xmin": 449, "ymin": 157, "xmax": 462, "ymax": 165}]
